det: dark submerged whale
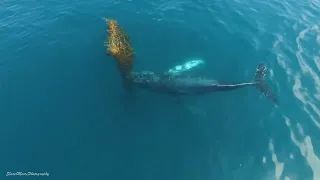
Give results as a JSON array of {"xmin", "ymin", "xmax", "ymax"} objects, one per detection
[{"xmin": 129, "ymin": 63, "xmax": 278, "ymax": 104}]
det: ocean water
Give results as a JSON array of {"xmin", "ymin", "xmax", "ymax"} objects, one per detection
[{"xmin": 1, "ymin": 0, "xmax": 320, "ymax": 179}]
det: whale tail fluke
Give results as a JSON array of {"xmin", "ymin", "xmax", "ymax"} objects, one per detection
[{"xmin": 253, "ymin": 63, "xmax": 279, "ymax": 105}]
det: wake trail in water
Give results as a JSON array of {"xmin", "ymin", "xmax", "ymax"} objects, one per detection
[
  {"xmin": 295, "ymin": 25, "xmax": 320, "ymax": 129},
  {"xmin": 273, "ymin": 23, "xmax": 320, "ymax": 180}
]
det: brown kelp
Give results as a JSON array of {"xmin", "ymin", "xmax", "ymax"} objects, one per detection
[{"xmin": 104, "ymin": 18, "xmax": 134, "ymax": 82}]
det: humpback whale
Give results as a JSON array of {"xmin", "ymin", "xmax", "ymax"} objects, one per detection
[{"xmin": 130, "ymin": 63, "xmax": 278, "ymax": 104}]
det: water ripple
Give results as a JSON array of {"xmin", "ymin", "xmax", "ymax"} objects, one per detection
[
  {"xmin": 272, "ymin": 19, "xmax": 320, "ymax": 180},
  {"xmin": 284, "ymin": 116, "xmax": 320, "ymax": 180},
  {"xmin": 268, "ymin": 139, "xmax": 284, "ymax": 180},
  {"xmin": 1, "ymin": 0, "xmax": 320, "ymax": 179}
]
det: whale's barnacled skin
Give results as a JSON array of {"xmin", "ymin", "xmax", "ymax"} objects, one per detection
[
  {"xmin": 130, "ymin": 63, "xmax": 279, "ymax": 104},
  {"xmin": 131, "ymin": 71, "xmax": 256, "ymax": 95}
]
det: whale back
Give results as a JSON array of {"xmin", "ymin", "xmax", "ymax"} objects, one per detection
[
  {"xmin": 131, "ymin": 71, "xmax": 167, "ymax": 91},
  {"xmin": 131, "ymin": 71, "xmax": 220, "ymax": 94}
]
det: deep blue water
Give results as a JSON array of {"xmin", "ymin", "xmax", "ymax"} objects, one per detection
[{"xmin": 1, "ymin": 0, "xmax": 320, "ymax": 179}]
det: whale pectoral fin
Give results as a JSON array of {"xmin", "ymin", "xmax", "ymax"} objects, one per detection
[
  {"xmin": 167, "ymin": 94, "xmax": 184, "ymax": 105},
  {"xmin": 167, "ymin": 59, "xmax": 205, "ymax": 76},
  {"xmin": 170, "ymin": 94, "xmax": 181, "ymax": 102},
  {"xmin": 168, "ymin": 95, "xmax": 202, "ymax": 116}
]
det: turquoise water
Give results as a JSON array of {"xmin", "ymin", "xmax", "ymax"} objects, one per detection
[{"xmin": 1, "ymin": 0, "xmax": 320, "ymax": 179}]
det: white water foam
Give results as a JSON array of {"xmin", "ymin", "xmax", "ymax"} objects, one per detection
[
  {"xmin": 284, "ymin": 116, "xmax": 320, "ymax": 180},
  {"xmin": 272, "ymin": 23, "xmax": 320, "ymax": 180},
  {"xmin": 268, "ymin": 139, "xmax": 285, "ymax": 180},
  {"xmin": 295, "ymin": 25, "xmax": 320, "ymax": 129}
]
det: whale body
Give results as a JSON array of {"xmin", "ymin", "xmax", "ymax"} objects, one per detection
[{"xmin": 130, "ymin": 63, "xmax": 278, "ymax": 104}]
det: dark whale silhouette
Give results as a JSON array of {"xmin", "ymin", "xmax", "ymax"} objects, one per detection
[{"xmin": 130, "ymin": 63, "xmax": 278, "ymax": 104}]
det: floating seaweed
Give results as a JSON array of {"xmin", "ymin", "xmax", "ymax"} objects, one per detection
[{"xmin": 104, "ymin": 18, "xmax": 134, "ymax": 80}]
